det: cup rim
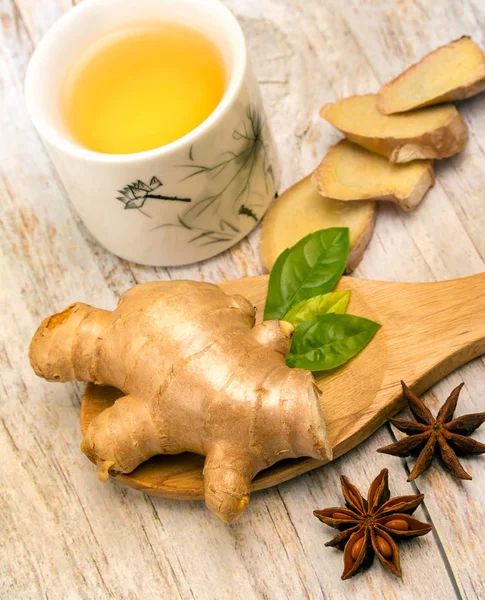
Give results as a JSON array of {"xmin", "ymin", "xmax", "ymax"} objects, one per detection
[{"xmin": 25, "ymin": 0, "xmax": 247, "ymax": 164}]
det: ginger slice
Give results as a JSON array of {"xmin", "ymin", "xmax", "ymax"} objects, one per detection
[
  {"xmin": 260, "ymin": 174, "xmax": 375, "ymax": 272},
  {"xmin": 378, "ymin": 37, "xmax": 485, "ymax": 115},
  {"xmin": 312, "ymin": 140, "xmax": 435, "ymax": 211},
  {"xmin": 320, "ymin": 94, "xmax": 468, "ymax": 163}
]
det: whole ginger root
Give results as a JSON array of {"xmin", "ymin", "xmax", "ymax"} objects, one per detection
[{"xmin": 29, "ymin": 281, "xmax": 332, "ymax": 522}]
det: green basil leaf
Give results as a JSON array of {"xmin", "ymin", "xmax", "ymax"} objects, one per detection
[
  {"xmin": 264, "ymin": 228, "xmax": 350, "ymax": 321},
  {"xmin": 283, "ymin": 290, "xmax": 351, "ymax": 327},
  {"xmin": 286, "ymin": 313, "xmax": 381, "ymax": 371}
]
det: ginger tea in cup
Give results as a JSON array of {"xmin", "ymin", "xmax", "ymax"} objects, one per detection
[
  {"xmin": 26, "ymin": 0, "xmax": 277, "ymax": 267},
  {"xmin": 62, "ymin": 23, "xmax": 226, "ymax": 154}
]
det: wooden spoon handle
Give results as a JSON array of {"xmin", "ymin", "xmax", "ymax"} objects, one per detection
[{"xmin": 352, "ymin": 272, "xmax": 485, "ymax": 392}]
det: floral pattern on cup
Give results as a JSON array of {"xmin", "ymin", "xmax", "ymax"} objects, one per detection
[
  {"xmin": 116, "ymin": 105, "xmax": 275, "ymax": 247},
  {"xmin": 117, "ymin": 177, "xmax": 192, "ymax": 217}
]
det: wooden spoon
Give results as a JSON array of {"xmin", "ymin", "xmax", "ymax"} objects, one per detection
[{"xmin": 80, "ymin": 273, "xmax": 485, "ymax": 500}]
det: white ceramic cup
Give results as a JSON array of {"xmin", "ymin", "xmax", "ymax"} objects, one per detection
[{"xmin": 25, "ymin": 0, "xmax": 277, "ymax": 266}]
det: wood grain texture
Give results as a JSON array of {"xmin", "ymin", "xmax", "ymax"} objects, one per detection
[{"xmin": 1, "ymin": 0, "xmax": 485, "ymax": 598}]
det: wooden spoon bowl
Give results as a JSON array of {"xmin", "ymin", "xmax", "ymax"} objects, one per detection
[{"xmin": 81, "ymin": 273, "xmax": 485, "ymax": 499}]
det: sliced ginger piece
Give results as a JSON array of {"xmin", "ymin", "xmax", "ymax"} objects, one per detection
[
  {"xmin": 378, "ymin": 36, "xmax": 485, "ymax": 114},
  {"xmin": 312, "ymin": 140, "xmax": 435, "ymax": 211},
  {"xmin": 260, "ymin": 175, "xmax": 375, "ymax": 272},
  {"xmin": 320, "ymin": 94, "xmax": 468, "ymax": 163}
]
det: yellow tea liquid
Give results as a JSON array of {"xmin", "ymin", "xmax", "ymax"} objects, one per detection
[{"xmin": 62, "ymin": 23, "xmax": 226, "ymax": 154}]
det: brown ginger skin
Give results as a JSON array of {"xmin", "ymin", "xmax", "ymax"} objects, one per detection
[{"xmin": 29, "ymin": 280, "xmax": 331, "ymax": 522}]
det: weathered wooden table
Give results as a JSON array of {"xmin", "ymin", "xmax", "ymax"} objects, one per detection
[{"xmin": 2, "ymin": 0, "xmax": 485, "ymax": 598}]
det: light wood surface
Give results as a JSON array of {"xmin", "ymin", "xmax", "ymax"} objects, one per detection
[
  {"xmin": 2, "ymin": 1, "xmax": 485, "ymax": 599},
  {"xmin": 81, "ymin": 272, "xmax": 485, "ymax": 500}
]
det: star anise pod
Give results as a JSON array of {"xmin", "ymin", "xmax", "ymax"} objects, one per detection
[
  {"xmin": 314, "ymin": 469, "xmax": 432, "ymax": 579},
  {"xmin": 378, "ymin": 382, "xmax": 485, "ymax": 481}
]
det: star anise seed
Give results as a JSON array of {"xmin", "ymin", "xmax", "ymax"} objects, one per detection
[
  {"xmin": 378, "ymin": 382, "xmax": 485, "ymax": 481},
  {"xmin": 313, "ymin": 469, "xmax": 432, "ymax": 579}
]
